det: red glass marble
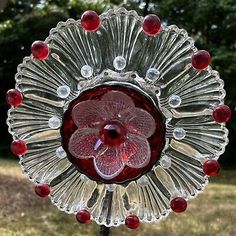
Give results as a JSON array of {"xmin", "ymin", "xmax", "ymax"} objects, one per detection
[
  {"xmin": 6, "ymin": 89, "xmax": 23, "ymax": 107},
  {"xmin": 100, "ymin": 120, "xmax": 126, "ymax": 147},
  {"xmin": 76, "ymin": 210, "xmax": 91, "ymax": 224},
  {"xmin": 81, "ymin": 10, "xmax": 101, "ymax": 32},
  {"xmin": 203, "ymin": 160, "xmax": 221, "ymax": 177},
  {"xmin": 213, "ymin": 104, "xmax": 231, "ymax": 123},
  {"xmin": 35, "ymin": 184, "xmax": 51, "ymax": 198},
  {"xmin": 125, "ymin": 215, "xmax": 140, "ymax": 229},
  {"xmin": 61, "ymin": 85, "xmax": 166, "ymax": 184},
  {"xmin": 31, "ymin": 40, "xmax": 49, "ymax": 60},
  {"xmin": 192, "ymin": 50, "xmax": 211, "ymax": 70},
  {"xmin": 10, "ymin": 139, "xmax": 27, "ymax": 156},
  {"xmin": 142, "ymin": 14, "xmax": 161, "ymax": 36},
  {"xmin": 170, "ymin": 197, "xmax": 187, "ymax": 213}
]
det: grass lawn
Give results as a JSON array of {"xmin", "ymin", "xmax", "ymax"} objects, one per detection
[{"xmin": 0, "ymin": 158, "xmax": 236, "ymax": 236}]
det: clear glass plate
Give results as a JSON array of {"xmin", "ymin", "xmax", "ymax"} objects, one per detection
[{"xmin": 7, "ymin": 8, "xmax": 228, "ymax": 227}]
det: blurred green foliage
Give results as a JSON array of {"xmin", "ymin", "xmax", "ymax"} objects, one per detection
[{"xmin": 0, "ymin": 0, "xmax": 235, "ymax": 167}]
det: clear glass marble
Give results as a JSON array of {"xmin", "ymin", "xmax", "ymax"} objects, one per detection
[
  {"xmin": 48, "ymin": 116, "xmax": 61, "ymax": 129},
  {"xmin": 168, "ymin": 94, "xmax": 181, "ymax": 108},
  {"xmin": 173, "ymin": 127, "xmax": 186, "ymax": 140},
  {"xmin": 113, "ymin": 56, "xmax": 126, "ymax": 70},
  {"xmin": 146, "ymin": 68, "xmax": 160, "ymax": 81},
  {"xmin": 7, "ymin": 8, "xmax": 229, "ymax": 228},
  {"xmin": 57, "ymin": 85, "xmax": 71, "ymax": 98},
  {"xmin": 137, "ymin": 175, "xmax": 149, "ymax": 187},
  {"xmin": 81, "ymin": 65, "xmax": 93, "ymax": 78},
  {"xmin": 106, "ymin": 184, "xmax": 117, "ymax": 192},
  {"xmin": 160, "ymin": 155, "xmax": 172, "ymax": 169},
  {"xmin": 56, "ymin": 146, "xmax": 67, "ymax": 159}
]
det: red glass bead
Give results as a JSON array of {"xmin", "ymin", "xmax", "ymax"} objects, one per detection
[
  {"xmin": 100, "ymin": 120, "xmax": 126, "ymax": 147},
  {"xmin": 81, "ymin": 10, "xmax": 101, "ymax": 32},
  {"xmin": 170, "ymin": 197, "xmax": 187, "ymax": 213},
  {"xmin": 61, "ymin": 85, "xmax": 166, "ymax": 184},
  {"xmin": 10, "ymin": 139, "xmax": 27, "ymax": 156},
  {"xmin": 213, "ymin": 105, "xmax": 231, "ymax": 123},
  {"xmin": 76, "ymin": 210, "xmax": 91, "ymax": 224},
  {"xmin": 125, "ymin": 215, "xmax": 140, "ymax": 229},
  {"xmin": 35, "ymin": 184, "xmax": 51, "ymax": 198},
  {"xmin": 6, "ymin": 89, "xmax": 23, "ymax": 107},
  {"xmin": 203, "ymin": 160, "xmax": 220, "ymax": 177},
  {"xmin": 142, "ymin": 14, "xmax": 161, "ymax": 36},
  {"xmin": 192, "ymin": 50, "xmax": 211, "ymax": 70},
  {"xmin": 31, "ymin": 40, "xmax": 49, "ymax": 60}
]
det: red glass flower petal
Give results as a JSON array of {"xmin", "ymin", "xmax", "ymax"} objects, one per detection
[
  {"xmin": 170, "ymin": 197, "xmax": 187, "ymax": 213},
  {"xmin": 203, "ymin": 160, "xmax": 220, "ymax": 177},
  {"xmin": 10, "ymin": 139, "xmax": 27, "ymax": 156},
  {"xmin": 35, "ymin": 184, "xmax": 50, "ymax": 198},
  {"xmin": 142, "ymin": 14, "xmax": 161, "ymax": 36},
  {"xmin": 101, "ymin": 91, "xmax": 135, "ymax": 119},
  {"xmin": 81, "ymin": 10, "xmax": 101, "ymax": 32},
  {"xmin": 6, "ymin": 89, "xmax": 23, "ymax": 107},
  {"xmin": 121, "ymin": 134, "xmax": 151, "ymax": 168},
  {"xmin": 31, "ymin": 40, "xmax": 49, "ymax": 60},
  {"xmin": 125, "ymin": 215, "xmax": 140, "ymax": 229},
  {"xmin": 126, "ymin": 107, "xmax": 156, "ymax": 138},
  {"xmin": 72, "ymin": 100, "xmax": 104, "ymax": 129},
  {"xmin": 94, "ymin": 147, "xmax": 124, "ymax": 180},
  {"xmin": 212, "ymin": 104, "xmax": 232, "ymax": 123},
  {"xmin": 68, "ymin": 128, "xmax": 99, "ymax": 159},
  {"xmin": 192, "ymin": 50, "xmax": 211, "ymax": 70}
]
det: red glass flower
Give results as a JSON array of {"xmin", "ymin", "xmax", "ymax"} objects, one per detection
[{"xmin": 68, "ymin": 91, "xmax": 156, "ymax": 180}]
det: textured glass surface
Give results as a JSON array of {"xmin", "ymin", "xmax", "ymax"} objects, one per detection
[{"xmin": 7, "ymin": 8, "xmax": 228, "ymax": 227}]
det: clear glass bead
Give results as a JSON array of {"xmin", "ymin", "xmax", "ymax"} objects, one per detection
[
  {"xmin": 55, "ymin": 146, "xmax": 67, "ymax": 159},
  {"xmin": 80, "ymin": 174, "xmax": 89, "ymax": 182},
  {"xmin": 106, "ymin": 184, "xmax": 117, "ymax": 192},
  {"xmin": 57, "ymin": 85, "xmax": 70, "ymax": 98},
  {"xmin": 81, "ymin": 65, "xmax": 93, "ymax": 78},
  {"xmin": 48, "ymin": 116, "xmax": 61, "ymax": 129},
  {"xmin": 113, "ymin": 56, "xmax": 126, "ymax": 70},
  {"xmin": 160, "ymin": 155, "xmax": 172, "ymax": 169},
  {"xmin": 146, "ymin": 68, "xmax": 160, "ymax": 81},
  {"xmin": 169, "ymin": 94, "xmax": 181, "ymax": 108},
  {"xmin": 137, "ymin": 175, "xmax": 149, "ymax": 187},
  {"xmin": 173, "ymin": 127, "xmax": 186, "ymax": 140},
  {"xmin": 77, "ymin": 83, "xmax": 82, "ymax": 91}
]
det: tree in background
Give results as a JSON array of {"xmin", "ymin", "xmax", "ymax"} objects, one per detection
[{"xmin": 0, "ymin": 0, "xmax": 235, "ymax": 167}]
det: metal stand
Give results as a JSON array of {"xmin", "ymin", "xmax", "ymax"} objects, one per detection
[
  {"xmin": 144, "ymin": 0, "xmax": 150, "ymax": 15},
  {"xmin": 100, "ymin": 225, "xmax": 110, "ymax": 236}
]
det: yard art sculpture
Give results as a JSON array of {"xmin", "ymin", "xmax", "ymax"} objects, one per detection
[{"xmin": 6, "ymin": 8, "xmax": 231, "ymax": 235}]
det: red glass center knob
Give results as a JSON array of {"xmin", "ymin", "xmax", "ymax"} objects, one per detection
[{"xmin": 100, "ymin": 121, "xmax": 126, "ymax": 147}]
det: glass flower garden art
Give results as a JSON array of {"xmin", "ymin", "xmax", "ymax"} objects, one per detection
[{"xmin": 6, "ymin": 7, "xmax": 231, "ymax": 232}]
